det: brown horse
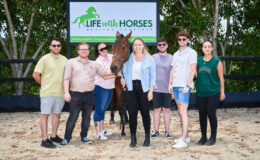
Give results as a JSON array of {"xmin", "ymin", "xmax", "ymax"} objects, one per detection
[{"xmin": 110, "ymin": 31, "xmax": 132, "ymax": 136}]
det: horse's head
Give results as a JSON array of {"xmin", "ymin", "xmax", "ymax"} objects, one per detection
[
  {"xmin": 110, "ymin": 31, "xmax": 132, "ymax": 75},
  {"xmin": 86, "ymin": 6, "xmax": 97, "ymax": 14}
]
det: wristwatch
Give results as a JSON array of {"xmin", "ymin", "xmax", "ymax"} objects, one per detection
[{"xmin": 186, "ymin": 84, "xmax": 192, "ymax": 88}]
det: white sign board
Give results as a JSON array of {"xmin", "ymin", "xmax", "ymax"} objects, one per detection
[{"xmin": 69, "ymin": 1, "xmax": 159, "ymax": 44}]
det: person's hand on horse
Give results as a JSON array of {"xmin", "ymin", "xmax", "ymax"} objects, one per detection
[
  {"xmin": 64, "ymin": 93, "xmax": 71, "ymax": 102},
  {"xmin": 117, "ymin": 71, "xmax": 122, "ymax": 77},
  {"xmin": 148, "ymin": 91, "xmax": 153, "ymax": 101}
]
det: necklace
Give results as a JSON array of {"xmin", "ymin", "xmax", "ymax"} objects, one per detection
[{"xmin": 203, "ymin": 56, "xmax": 212, "ymax": 64}]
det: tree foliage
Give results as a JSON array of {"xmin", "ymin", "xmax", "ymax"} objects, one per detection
[{"xmin": 0, "ymin": 0, "xmax": 66, "ymax": 95}]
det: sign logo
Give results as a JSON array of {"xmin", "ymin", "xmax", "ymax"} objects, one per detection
[
  {"xmin": 69, "ymin": 2, "xmax": 157, "ymax": 43},
  {"xmin": 72, "ymin": 7, "xmax": 153, "ymax": 29},
  {"xmin": 72, "ymin": 7, "xmax": 100, "ymax": 28}
]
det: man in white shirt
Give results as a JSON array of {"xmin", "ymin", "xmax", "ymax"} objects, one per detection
[{"xmin": 168, "ymin": 30, "xmax": 197, "ymax": 149}]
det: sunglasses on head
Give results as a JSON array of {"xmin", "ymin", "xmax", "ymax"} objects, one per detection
[
  {"xmin": 52, "ymin": 44, "xmax": 61, "ymax": 48},
  {"xmin": 157, "ymin": 43, "xmax": 167, "ymax": 47},
  {"xmin": 99, "ymin": 47, "xmax": 108, "ymax": 52},
  {"xmin": 178, "ymin": 38, "xmax": 187, "ymax": 41}
]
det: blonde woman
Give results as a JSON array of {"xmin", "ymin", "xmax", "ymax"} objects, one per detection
[{"xmin": 122, "ymin": 38, "xmax": 156, "ymax": 147}]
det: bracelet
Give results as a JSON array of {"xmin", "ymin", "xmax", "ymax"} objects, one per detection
[{"xmin": 186, "ymin": 84, "xmax": 192, "ymax": 88}]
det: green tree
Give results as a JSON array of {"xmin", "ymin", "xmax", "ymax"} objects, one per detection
[{"xmin": 0, "ymin": 0, "xmax": 66, "ymax": 95}]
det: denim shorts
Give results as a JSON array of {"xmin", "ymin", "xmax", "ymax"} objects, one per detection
[
  {"xmin": 153, "ymin": 92, "xmax": 171, "ymax": 108},
  {"xmin": 173, "ymin": 87, "xmax": 191, "ymax": 104},
  {"xmin": 40, "ymin": 96, "xmax": 65, "ymax": 114}
]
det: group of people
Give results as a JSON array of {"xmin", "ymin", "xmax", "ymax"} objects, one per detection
[{"xmin": 33, "ymin": 30, "xmax": 225, "ymax": 149}]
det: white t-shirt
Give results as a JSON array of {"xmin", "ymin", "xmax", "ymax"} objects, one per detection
[
  {"xmin": 132, "ymin": 58, "xmax": 142, "ymax": 80},
  {"xmin": 171, "ymin": 47, "xmax": 197, "ymax": 88}
]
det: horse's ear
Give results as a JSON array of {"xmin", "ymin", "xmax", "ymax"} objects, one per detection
[
  {"xmin": 126, "ymin": 31, "xmax": 132, "ymax": 39},
  {"xmin": 116, "ymin": 31, "xmax": 121, "ymax": 38}
]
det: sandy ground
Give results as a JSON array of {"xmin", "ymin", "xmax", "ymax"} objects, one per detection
[{"xmin": 0, "ymin": 108, "xmax": 259, "ymax": 160}]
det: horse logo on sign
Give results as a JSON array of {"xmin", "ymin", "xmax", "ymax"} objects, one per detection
[{"xmin": 72, "ymin": 7, "xmax": 100, "ymax": 28}]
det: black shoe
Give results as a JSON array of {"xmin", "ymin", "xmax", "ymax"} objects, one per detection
[
  {"xmin": 41, "ymin": 139, "xmax": 56, "ymax": 148},
  {"xmin": 205, "ymin": 137, "xmax": 216, "ymax": 146},
  {"xmin": 130, "ymin": 135, "xmax": 137, "ymax": 148},
  {"xmin": 197, "ymin": 137, "xmax": 207, "ymax": 145},
  {"xmin": 50, "ymin": 135, "xmax": 63, "ymax": 143},
  {"xmin": 143, "ymin": 134, "xmax": 150, "ymax": 147}
]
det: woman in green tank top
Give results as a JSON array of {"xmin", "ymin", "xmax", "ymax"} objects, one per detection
[{"xmin": 195, "ymin": 41, "xmax": 225, "ymax": 146}]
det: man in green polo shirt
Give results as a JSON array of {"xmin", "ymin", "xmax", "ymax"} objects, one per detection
[{"xmin": 33, "ymin": 38, "xmax": 68, "ymax": 148}]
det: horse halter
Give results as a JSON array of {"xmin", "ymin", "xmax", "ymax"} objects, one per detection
[{"xmin": 112, "ymin": 41, "xmax": 131, "ymax": 63}]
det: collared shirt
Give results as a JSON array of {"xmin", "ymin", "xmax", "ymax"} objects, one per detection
[
  {"xmin": 171, "ymin": 47, "xmax": 197, "ymax": 88},
  {"xmin": 122, "ymin": 53, "xmax": 156, "ymax": 92},
  {"xmin": 64, "ymin": 57, "xmax": 110, "ymax": 92},
  {"xmin": 34, "ymin": 53, "xmax": 68, "ymax": 97},
  {"xmin": 95, "ymin": 54, "xmax": 115, "ymax": 89}
]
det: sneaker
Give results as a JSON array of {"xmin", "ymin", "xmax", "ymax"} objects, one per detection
[
  {"xmin": 81, "ymin": 137, "xmax": 92, "ymax": 144},
  {"xmin": 59, "ymin": 139, "xmax": 69, "ymax": 147},
  {"xmin": 101, "ymin": 130, "xmax": 112, "ymax": 136},
  {"xmin": 151, "ymin": 130, "xmax": 159, "ymax": 138},
  {"xmin": 41, "ymin": 138, "xmax": 56, "ymax": 149},
  {"xmin": 173, "ymin": 139, "xmax": 187, "ymax": 149},
  {"xmin": 174, "ymin": 137, "xmax": 190, "ymax": 143},
  {"xmin": 164, "ymin": 131, "xmax": 173, "ymax": 138},
  {"xmin": 97, "ymin": 133, "xmax": 108, "ymax": 140},
  {"xmin": 50, "ymin": 135, "xmax": 63, "ymax": 143}
]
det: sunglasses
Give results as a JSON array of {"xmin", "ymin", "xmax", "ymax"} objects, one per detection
[
  {"xmin": 99, "ymin": 47, "xmax": 108, "ymax": 52},
  {"xmin": 51, "ymin": 44, "xmax": 61, "ymax": 48},
  {"xmin": 157, "ymin": 43, "xmax": 167, "ymax": 47},
  {"xmin": 178, "ymin": 38, "xmax": 187, "ymax": 41}
]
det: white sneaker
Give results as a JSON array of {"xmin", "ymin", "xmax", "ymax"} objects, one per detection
[
  {"xmin": 97, "ymin": 133, "xmax": 107, "ymax": 140},
  {"xmin": 173, "ymin": 139, "xmax": 187, "ymax": 149},
  {"xmin": 173, "ymin": 137, "xmax": 190, "ymax": 143},
  {"xmin": 101, "ymin": 130, "xmax": 112, "ymax": 136}
]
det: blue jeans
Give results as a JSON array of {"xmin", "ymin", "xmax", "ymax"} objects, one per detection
[
  {"xmin": 64, "ymin": 91, "xmax": 94, "ymax": 141},
  {"xmin": 94, "ymin": 85, "xmax": 113, "ymax": 122}
]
